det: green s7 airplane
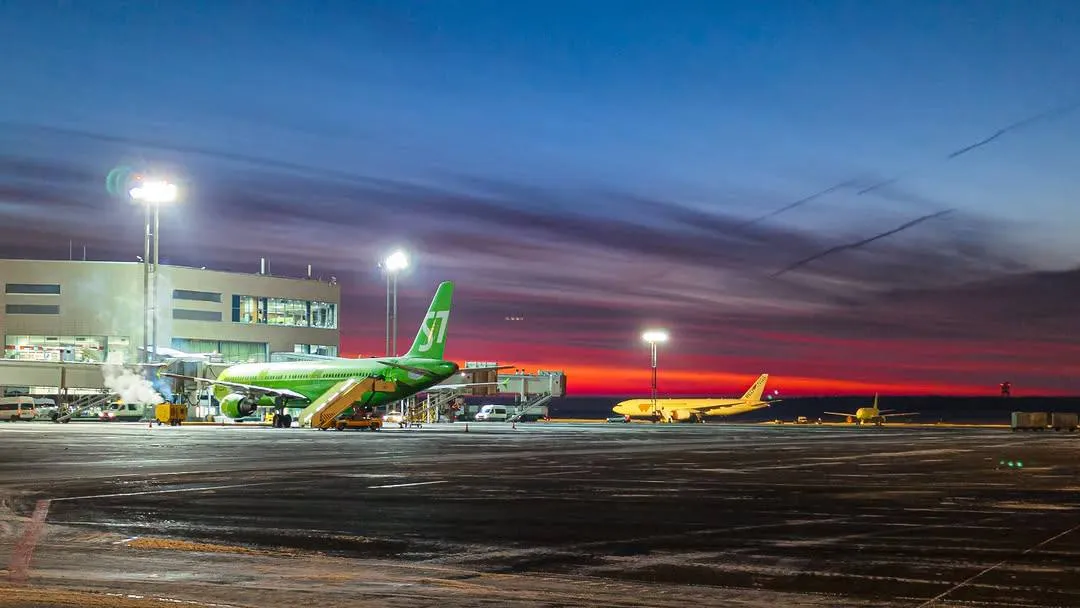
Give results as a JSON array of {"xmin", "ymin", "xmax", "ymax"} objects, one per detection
[{"xmin": 164, "ymin": 281, "xmax": 481, "ymax": 427}]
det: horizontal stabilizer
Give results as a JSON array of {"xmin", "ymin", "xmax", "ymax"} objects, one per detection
[{"xmin": 378, "ymin": 360, "xmax": 440, "ymax": 378}]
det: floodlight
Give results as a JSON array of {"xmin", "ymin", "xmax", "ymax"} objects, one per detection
[
  {"xmin": 384, "ymin": 250, "xmax": 408, "ymax": 272},
  {"xmin": 641, "ymin": 329, "xmax": 669, "ymax": 344},
  {"xmin": 129, "ymin": 179, "xmax": 178, "ymax": 204}
]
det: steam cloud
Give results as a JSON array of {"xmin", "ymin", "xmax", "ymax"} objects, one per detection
[{"xmin": 103, "ymin": 352, "xmax": 162, "ymax": 405}]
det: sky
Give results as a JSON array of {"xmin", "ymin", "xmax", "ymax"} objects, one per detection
[{"xmin": 2, "ymin": 1, "xmax": 1080, "ymax": 396}]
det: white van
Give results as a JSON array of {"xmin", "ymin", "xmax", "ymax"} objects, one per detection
[
  {"xmin": 0, "ymin": 396, "xmax": 37, "ymax": 421},
  {"xmin": 475, "ymin": 404, "xmax": 509, "ymax": 422}
]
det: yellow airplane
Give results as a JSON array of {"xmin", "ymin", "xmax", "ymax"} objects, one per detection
[
  {"xmin": 612, "ymin": 374, "xmax": 774, "ymax": 423},
  {"xmin": 823, "ymin": 394, "xmax": 918, "ymax": 426}
]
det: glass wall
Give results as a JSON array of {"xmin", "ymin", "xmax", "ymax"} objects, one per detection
[
  {"xmin": 232, "ymin": 295, "xmax": 266, "ymax": 324},
  {"xmin": 267, "ymin": 298, "xmax": 308, "ymax": 326},
  {"xmin": 4, "ymin": 335, "xmax": 112, "ymax": 362},
  {"xmin": 310, "ymin": 301, "xmax": 337, "ymax": 329},
  {"xmin": 232, "ymin": 295, "xmax": 335, "ymax": 328}
]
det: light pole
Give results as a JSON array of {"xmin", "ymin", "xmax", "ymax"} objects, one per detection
[
  {"xmin": 382, "ymin": 250, "xmax": 408, "ymax": 356},
  {"xmin": 641, "ymin": 329, "xmax": 669, "ymax": 419},
  {"xmin": 129, "ymin": 178, "xmax": 179, "ymax": 364}
]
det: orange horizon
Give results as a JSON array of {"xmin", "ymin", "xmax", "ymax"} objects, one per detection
[{"xmin": 339, "ymin": 348, "xmax": 1053, "ymax": 397}]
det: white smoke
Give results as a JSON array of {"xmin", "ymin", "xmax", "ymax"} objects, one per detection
[{"xmin": 103, "ymin": 351, "xmax": 162, "ymax": 405}]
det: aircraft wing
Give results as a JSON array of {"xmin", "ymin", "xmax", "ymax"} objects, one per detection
[
  {"xmin": 823, "ymin": 411, "xmax": 857, "ymax": 418},
  {"xmin": 881, "ymin": 411, "xmax": 918, "ymax": 418},
  {"xmin": 159, "ymin": 372, "xmax": 307, "ymax": 400}
]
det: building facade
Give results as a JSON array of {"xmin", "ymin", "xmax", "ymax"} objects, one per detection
[{"xmin": 0, "ymin": 260, "xmax": 340, "ymax": 364}]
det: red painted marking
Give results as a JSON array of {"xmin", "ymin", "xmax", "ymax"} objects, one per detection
[{"xmin": 7, "ymin": 499, "xmax": 50, "ymax": 583}]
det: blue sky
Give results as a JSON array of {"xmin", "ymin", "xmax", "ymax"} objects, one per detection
[{"xmin": 2, "ymin": 1, "xmax": 1080, "ymax": 393}]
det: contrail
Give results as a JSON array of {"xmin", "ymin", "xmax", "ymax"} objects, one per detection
[
  {"xmin": 946, "ymin": 100, "xmax": 1080, "ymax": 159},
  {"xmin": 739, "ymin": 179, "xmax": 857, "ymax": 227},
  {"xmin": 749, "ymin": 100, "xmax": 1080, "ymax": 223},
  {"xmin": 771, "ymin": 209, "xmax": 955, "ymax": 278}
]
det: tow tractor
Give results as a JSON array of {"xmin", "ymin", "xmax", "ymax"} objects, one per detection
[
  {"xmin": 331, "ymin": 408, "xmax": 383, "ymax": 432},
  {"xmin": 333, "ymin": 417, "xmax": 382, "ymax": 431}
]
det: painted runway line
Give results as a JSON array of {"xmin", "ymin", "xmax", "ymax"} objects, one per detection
[{"xmin": 368, "ymin": 480, "xmax": 449, "ymax": 489}]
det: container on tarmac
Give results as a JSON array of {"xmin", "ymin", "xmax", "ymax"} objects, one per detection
[
  {"xmin": 1050, "ymin": 412, "xmax": 1078, "ymax": 431},
  {"xmin": 1011, "ymin": 411, "xmax": 1049, "ymax": 431}
]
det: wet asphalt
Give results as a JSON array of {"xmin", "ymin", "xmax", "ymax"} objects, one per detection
[{"xmin": 2, "ymin": 421, "xmax": 1080, "ymax": 607}]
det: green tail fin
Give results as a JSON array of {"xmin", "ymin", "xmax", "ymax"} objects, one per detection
[{"xmin": 405, "ymin": 281, "xmax": 454, "ymax": 360}]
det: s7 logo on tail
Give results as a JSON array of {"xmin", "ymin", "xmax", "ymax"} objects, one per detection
[{"xmin": 417, "ymin": 310, "xmax": 450, "ymax": 352}]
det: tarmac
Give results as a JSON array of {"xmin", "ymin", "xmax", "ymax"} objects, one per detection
[{"xmin": 2, "ymin": 421, "xmax": 1080, "ymax": 607}]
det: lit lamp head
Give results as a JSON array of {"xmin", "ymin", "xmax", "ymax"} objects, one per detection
[
  {"xmin": 641, "ymin": 329, "xmax": 669, "ymax": 344},
  {"xmin": 129, "ymin": 178, "xmax": 179, "ymax": 205},
  {"xmin": 384, "ymin": 250, "xmax": 409, "ymax": 273}
]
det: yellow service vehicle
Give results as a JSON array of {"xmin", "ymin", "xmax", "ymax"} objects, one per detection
[
  {"xmin": 333, "ymin": 417, "xmax": 383, "ymax": 431},
  {"xmin": 155, "ymin": 403, "xmax": 187, "ymax": 426}
]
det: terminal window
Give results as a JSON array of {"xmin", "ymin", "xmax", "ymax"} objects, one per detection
[
  {"xmin": 5, "ymin": 304, "xmax": 60, "ymax": 315},
  {"xmin": 294, "ymin": 344, "xmax": 338, "ymax": 357},
  {"xmin": 266, "ymin": 298, "xmax": 308, "ymax": 326},
  {"xmin": 231, "ymin": 296, "xmax": 335, "ymax": 328},
  {"xmin": 5, "ymin": 283, "xmax": 61, "ymax": 295},
  {"xmin": 173, "ymin": 309, "xmax": 223, "ymax": 322},
  {"xmin": 232, "ymin": 295, "xmax": 266, "ymax": 323},
  {"xmin": 5, "ymin": 335, "xmax": 110, "ymax": 362},
  {"xmin": 310, "ymin": 301, "xmax": 337, "ymax": 329},
  {"xmin": 173, "ymin": 289, "xmax": 222, "ymax": 303}
]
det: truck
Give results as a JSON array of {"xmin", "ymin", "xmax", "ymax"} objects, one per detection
[
  {"xmin": 1051, "ymin": 412, "xmax": 1079, "ymax": 431},
  {"xmin": 155, "ymin": 403, "xmax": 188, "ymax": 426},
  {"xmin": 1011, "ymin": 411, "xmax": 1049, "ymax": 431}
]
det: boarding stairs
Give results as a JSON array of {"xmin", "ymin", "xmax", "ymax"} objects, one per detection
[
  {"xmin": 55, "ymin": 391, "xmax": 117, "ymax": 422},
  {"xmin": 507, "ymin": 393, "xmax": 553, "ymax": 423},
  {"xmin": 420, "ymin": 390, "xmax": 462, "ymax": 423},
  {"xmin": 298, "ymin": 377, "xmax": 396, "ymax": 429}
]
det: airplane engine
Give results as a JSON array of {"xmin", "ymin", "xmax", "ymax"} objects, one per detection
[{"xmin": 219, "ymin": 393, "xmax": 258, "ymax": 419}]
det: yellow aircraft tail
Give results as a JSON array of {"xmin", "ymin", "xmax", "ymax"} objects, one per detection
[{"xmin": 740, "ymin": 374, "xmax": 769, "ymax": 402}]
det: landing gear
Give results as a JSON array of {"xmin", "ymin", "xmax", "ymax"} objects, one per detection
[
  {"xmin": 691, "ymin": 413, "xmax": 705, "ymax": 424},
  {"xmin": 271, "ymin": 396, "xmax": 293, "ymax": 428}
]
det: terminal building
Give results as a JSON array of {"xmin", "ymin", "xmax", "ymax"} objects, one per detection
[
  {"xmin": 0, "ymin": 258, "xmax": 566, "ymax": 423},
  {"xmin": 0, "ymin": 259, "xmax": 339, "ymax": 395}
]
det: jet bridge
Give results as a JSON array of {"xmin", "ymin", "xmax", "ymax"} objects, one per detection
[
  {"xmin": 502, "ymin": 370, "xmax": 565, "ymax": 422},
  {"xmin": 454, "ymin": 367, "xmax": 566, "ymax": 421}
]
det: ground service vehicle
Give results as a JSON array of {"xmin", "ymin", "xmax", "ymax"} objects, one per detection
[
  {"xmin": 475, "ymin": 404, "xmax": 509, "ymax": 421},
  {"xmin": 334, "ymin": 417, "xmax": 382, "ymax": 431},
  {"xmin": 1011, "ymin": 411, "xmax": 1050, "ymax": 431},
  {"xmin": 0, "ymin": 397, "xmax": 37, "ymax": 421},
  {"xmin": 155, "ymin": 403, "xmax": 188, "ymax": 426}
]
